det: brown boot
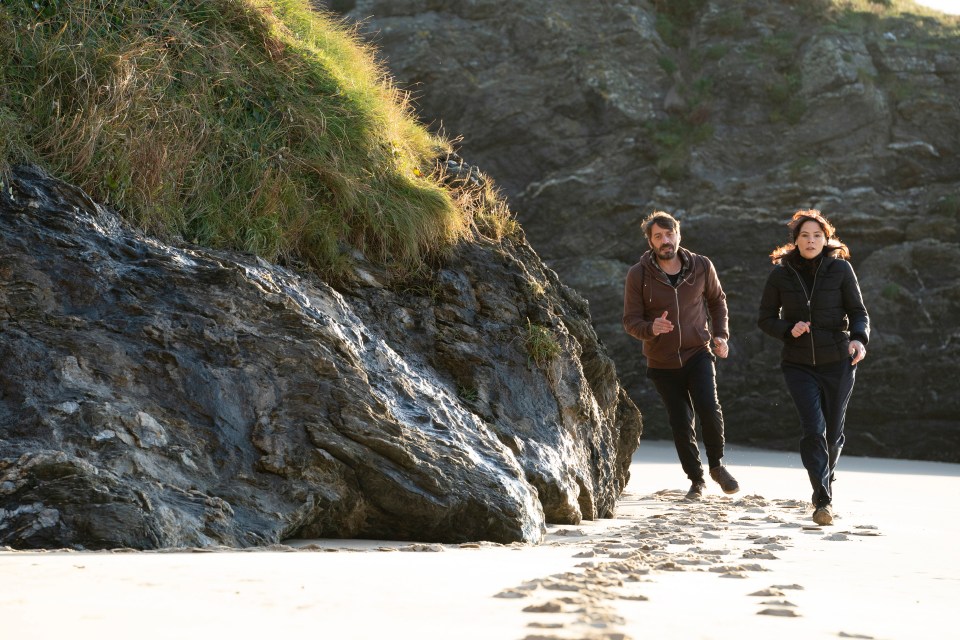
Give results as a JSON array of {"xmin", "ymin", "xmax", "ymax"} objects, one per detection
[
  {"xmin": 709, "ymin": 464, "xmax": 740, "ymax": 495},
  {"xmin": 685, "ymin": 481, "xmax": 706, "ymax": 501}
]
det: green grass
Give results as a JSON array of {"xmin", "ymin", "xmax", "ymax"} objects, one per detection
[
  {"xmin": 645, "ymin": 114, "xmax": 715, "ymax": 181},
  {"xmin": 765, "ymin": 73, "xmax": 806, "ymax": 124},
  {"xmin": 0, "ymin": 0, "xmax": 510, "ymax": 277},
  {"xmin": 525, "ymin": 319, "xmax": 561, "ymax": 368},
  {"xmin": 703, "ymin": 8, "xmax": 746, "ymax": 37},
  {"xmin": 932, "ymin": 195, "xmax": 959, "ymax": 218},
  {"xmin": 653, "ymin": 0, "xmax": 708, "ymax": 48}
]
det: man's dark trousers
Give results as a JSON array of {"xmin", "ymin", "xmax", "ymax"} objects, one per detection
[{"xmin": 647, "ymin": 350, "xmax": 725, "ymax": 482}]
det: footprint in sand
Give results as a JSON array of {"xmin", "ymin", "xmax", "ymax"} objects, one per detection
[
  {"xmin": 773, "ymin": 499, "xmax": 807, "ymax": 509},
  {"xmin": 524, "ymin": 634, "xmax": 632, "ymax": 640},
  {"xmin": 757, "ymin": 608, "xmax": 801, "ymax": 617},
  {"xmin": 527, "ymin": 622, "xmax": 564, "ymax": 629},
  {"xmin": 761, "ymin": 599, "xmax": 797, "ymax": 607},
  {"xmin": 771, "ymin": 584, "xmax": 805, "ymax": 590},
  {"xmin": 852, "ymin": 525, "xmax": 883, "ymax": 537},
  {"xmin": 654, "ymin": 489, "xmax": 685, "ymax": 497},
  {"xmin": 398, "ymin": 544, "xmax": 444, "ymax": 552},
  {"xmin": 523, "ymin": 600, "xmax": 565, "ymax": 613},
  {"xmin": 709, "ymin": 564, "xmax": 767, "ymax": 575},
  {"xmin": 753, "ymin": 584, "xmax": 803, "ymax": 617}
]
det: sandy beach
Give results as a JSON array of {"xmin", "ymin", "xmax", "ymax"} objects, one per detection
[{"xmin": 4, "ymin": 440, "xmax": 959, "ymax": 640}]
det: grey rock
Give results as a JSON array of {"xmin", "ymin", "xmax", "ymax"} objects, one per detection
[
  {"xmin": 0, "ymin": 165, "xmax": 641, "ymax": 549},
  {"xmin": 325, "ymin": 0, "xmax": 960, "ymax": 460}
]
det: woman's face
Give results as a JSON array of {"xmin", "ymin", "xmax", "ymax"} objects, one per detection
[{"xmin": 796, "ymin": 220, "xmax": 827, "ymax": 259}]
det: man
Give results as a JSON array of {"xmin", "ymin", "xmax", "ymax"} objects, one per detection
[{"xmin": 622, "ymin": 211, "xmax": 739, "ymax": 500}]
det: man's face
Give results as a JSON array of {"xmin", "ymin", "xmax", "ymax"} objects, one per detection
[{"xmin": 648, "ymin": 223, "xmax": 680, "ymax": 260}]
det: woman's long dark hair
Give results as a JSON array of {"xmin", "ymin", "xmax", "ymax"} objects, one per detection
[{"xmin": 770, "ymin": 209, "xmax": 850, "ymax": 265}]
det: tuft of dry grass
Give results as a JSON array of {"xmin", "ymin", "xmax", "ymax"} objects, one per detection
[
  {"xmin": 525, "ymin": 319, "xmax": 561, "ymax": 368},
  {"xmin": 0, "ymin": 0, "xmax": 475, "ymax": 277}
]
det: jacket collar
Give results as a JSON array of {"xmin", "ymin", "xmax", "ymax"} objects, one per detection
[
  {"xmin": 783, "ymin": 250, "xmax": 838, "ymax": 272},
  {"xmin": 642, "ymin": 246, "xmax": 694, "ymax": 283}
]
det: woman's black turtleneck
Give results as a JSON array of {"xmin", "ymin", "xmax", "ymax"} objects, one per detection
[{"xmin": 788, "ymin": 250, "xmax": 823, "ymax": 294}]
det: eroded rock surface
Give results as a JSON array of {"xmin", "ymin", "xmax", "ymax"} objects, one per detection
[
  {"xmin": 0, "ymin": 165, "xmax": 641, "ymax": 549},
  {"xmin": 326, "ymin": 0, "xmax": 960, "ymax": 459}
]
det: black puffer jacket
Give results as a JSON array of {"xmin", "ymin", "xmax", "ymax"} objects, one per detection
[{"xmin": 758, "ymin": 252, "xmax": 870, "ymax": 366}]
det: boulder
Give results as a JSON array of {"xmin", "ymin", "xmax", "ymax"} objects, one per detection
[{"xmin": 0, "ymin": 165, "xmax": 641, "ymax": 549}]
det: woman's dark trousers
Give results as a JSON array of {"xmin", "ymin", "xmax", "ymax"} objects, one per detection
[
  {"xmin": 781, "ymin": 359, "xmax": 856, "ymax": 508},
  {"xmin": 647, "ymin": 351, "xmax": 726, "ymax": 483}
]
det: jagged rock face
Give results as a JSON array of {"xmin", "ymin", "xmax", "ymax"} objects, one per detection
[
  {"xmin": 328, "ymin": 0, "xmax": 960, "ymax": 460},
  {"xmin": 0, "ymin": 165, "xmax": 641, "ymax": 549}
]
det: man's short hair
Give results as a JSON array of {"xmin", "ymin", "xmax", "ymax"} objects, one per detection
[{"xmin": 641, "ymin": 211, "xmax": 680, "ymax": 239}]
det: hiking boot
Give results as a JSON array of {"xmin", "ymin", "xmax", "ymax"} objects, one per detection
[
  {"xmin": 709, "ymin": 464, "xmax": 740, "ymax": 495},
  {"xmin": 685, "ymin": 481, "xmax": 706, "ymax": 501},
  {"xmin": 812, "ymin": 505, "xmax": 834, "ymax": 526}
]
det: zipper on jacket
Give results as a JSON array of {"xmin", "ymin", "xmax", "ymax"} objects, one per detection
[
  {"xmin": 787, "ymin": 260, "xmax": 823, "ymax": 365},
  {"xmin": 651, "ymin": 253, "xmax": 690, "ymax": 367},
  {"xmin": 674, "ymin": 287, "xmax": 682, "ymax": 366}
]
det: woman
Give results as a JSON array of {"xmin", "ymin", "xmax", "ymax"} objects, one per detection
[{"xmin": 758, "ymin": 209, "xmax": 870, "ymax": 526}]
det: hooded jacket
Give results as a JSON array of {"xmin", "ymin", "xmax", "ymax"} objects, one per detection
[
  {"xmin": 757, "ymin": 250, "xmax": 870, "ymax": 366},
  {"xmin": 622, "ymin": 247, "xmax": 729, "ymax": 369}
]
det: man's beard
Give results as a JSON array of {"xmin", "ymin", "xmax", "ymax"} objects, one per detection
[{"xmin": 657, "ymin": 245, "xmax": 676, "ymax": 259}]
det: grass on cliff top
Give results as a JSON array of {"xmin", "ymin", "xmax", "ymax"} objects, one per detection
[{"xmin": 0, "ymin": 0, "xmax": 509, "ymax": 276}]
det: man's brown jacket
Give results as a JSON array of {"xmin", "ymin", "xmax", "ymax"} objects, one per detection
[{"xmin": 622, "ymin": 247, "xmax": 729, "ymax": 369}]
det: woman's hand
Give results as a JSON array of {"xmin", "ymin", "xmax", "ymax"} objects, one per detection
[
  {"xmin": 849, "ymin": 340, "xmax": 866, "ymax": 365},
  {"xmin": 790, "ymin": 321, "xmax": 811, "ymax": 338}
]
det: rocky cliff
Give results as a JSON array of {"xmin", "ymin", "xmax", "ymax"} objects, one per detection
[
  {"xmin": 0, "ymin": 165, "xmax": 641, "ymax": 549},
  {"xmin": 327, "ymin": 0, "xmax": 960, "ymax": 460}
]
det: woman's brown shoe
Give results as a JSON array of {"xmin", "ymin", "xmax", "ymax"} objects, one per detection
[{"xmin": 813, "ymin": 505, "xmax": 834, "ymax": 526}]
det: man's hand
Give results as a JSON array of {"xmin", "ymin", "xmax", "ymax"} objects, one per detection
[
  {"xmin": 713, "ymin": 337, "xmax": 729, "ymax": 359},
  {"xmin": 652, "ymin": 310, "xmax": 674, "ymax": 335}
]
